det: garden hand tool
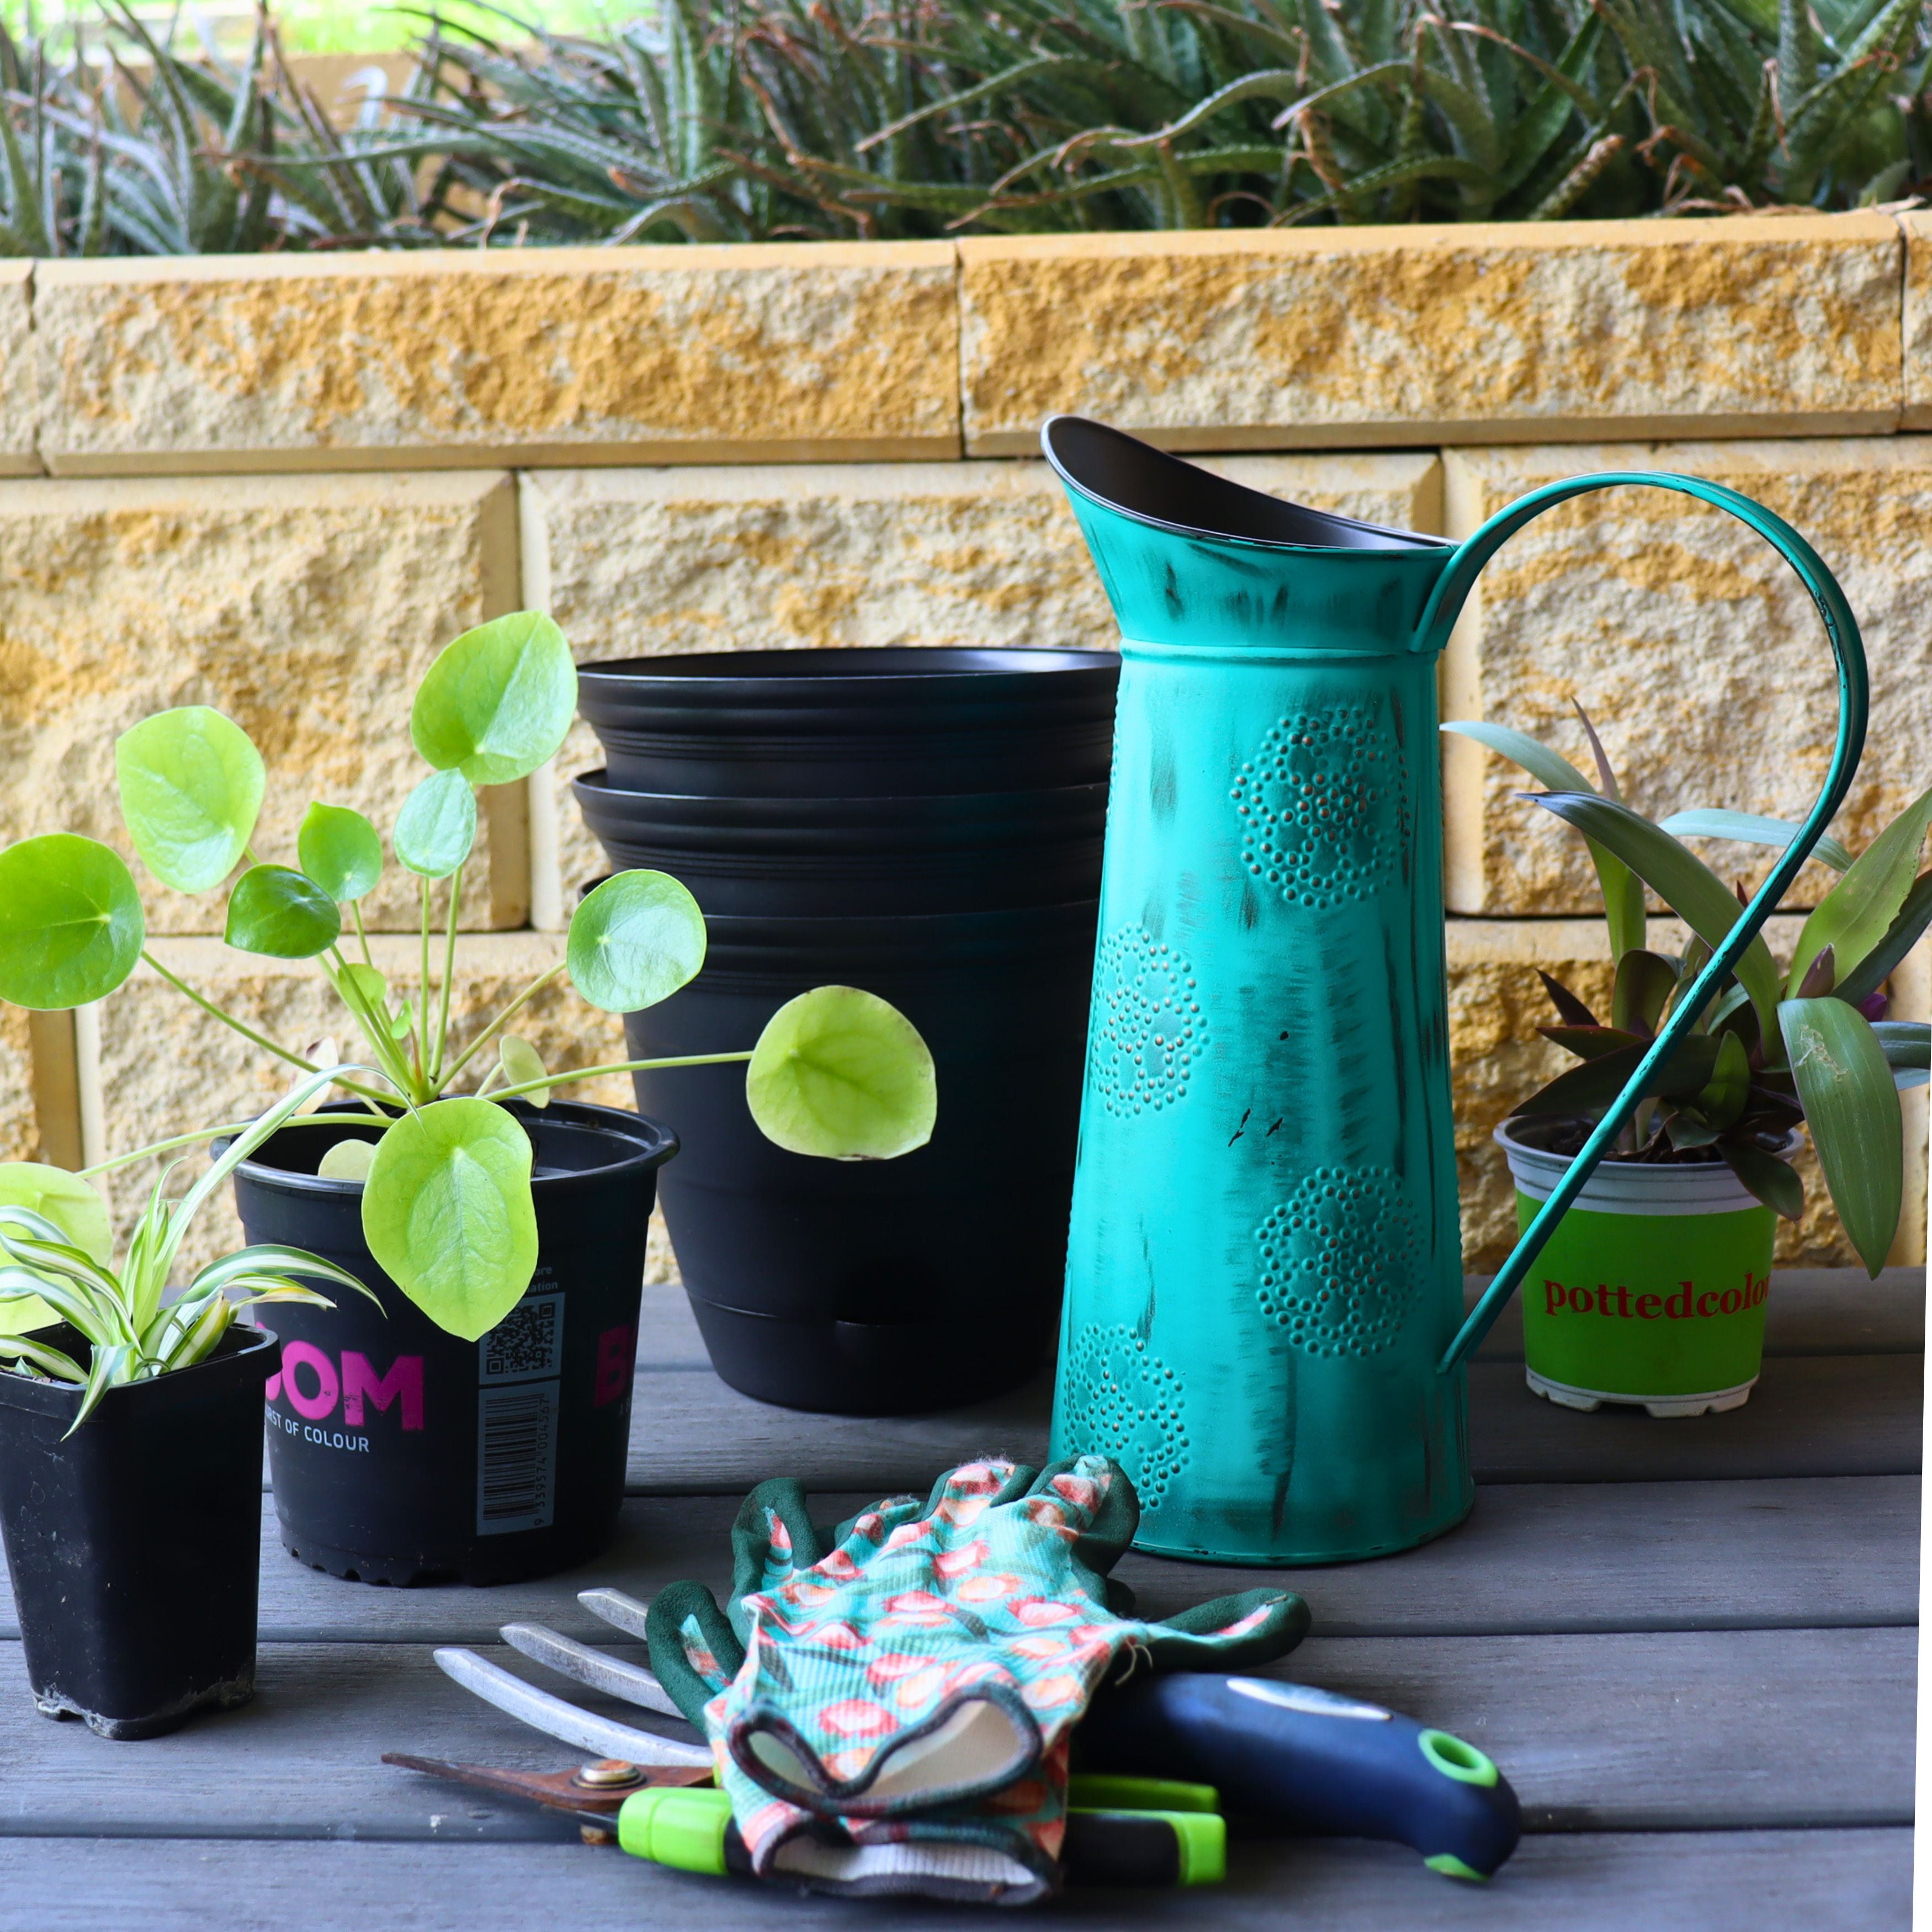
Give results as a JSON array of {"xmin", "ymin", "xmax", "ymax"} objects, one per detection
[
  {"xmin": 1074, "ymin": 1672, "xmax": 1520, "ymax": 1881},
  {"xmin": 643, "ymin": 1454, "xmax": 1307, "ymax": 1901},
  {"xmin": 1043, "ymin": 414, "xmax": 1870, "ymax": 1564}
]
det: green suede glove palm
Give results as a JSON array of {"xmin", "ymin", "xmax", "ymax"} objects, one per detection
[{"xmin": 646, "ymin": 1455, "xmax": 1307, "ymax": 1903}]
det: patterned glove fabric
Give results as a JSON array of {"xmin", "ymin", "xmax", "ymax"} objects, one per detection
[{"xmin": 646, "ymin": 1455, "xmax": 1308, "ymax": 1904}]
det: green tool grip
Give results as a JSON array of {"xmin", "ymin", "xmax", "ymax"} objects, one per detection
[{"xmin": 616, "ymin": 1783, "xmax": 1224, "ymax": 1888}]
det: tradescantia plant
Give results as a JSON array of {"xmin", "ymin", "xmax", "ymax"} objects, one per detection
[
  {"xmin": 0, "ymin": 1064, "xmax": 380, "ymax": 1431},
  {"xmin": 1445, "ymin": 710, "xmax": 1932, "ymax": 1274},
  {"xmin": 0, "ymin": 611, "xmax": 937, "ymax": 1345}
]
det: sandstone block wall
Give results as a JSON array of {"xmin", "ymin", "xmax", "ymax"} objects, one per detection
[{"xmin": 0, "ymin": 217, "xmax": 1924, "ymax": 1276}]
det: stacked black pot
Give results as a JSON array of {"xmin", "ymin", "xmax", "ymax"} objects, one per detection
[{"xmin": 572, "ymin": 646, "xmax": 1117, "ymax": 1416}]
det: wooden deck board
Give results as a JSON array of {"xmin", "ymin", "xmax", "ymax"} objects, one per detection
[
  {"xmin": 0, "ymin": 1628, "xmax": 1907, "ymax": 1839},
  {"xmin": 0, "ymin": 1264, "xmax": 1914, "ymax": 1930},
  {"xmin": 622, "ymin": 1354, "xmax": 1922, "ymax": 1494},
  {"xmin": 0, "ymin": 1829, "xmax": 1908, "ymax": 1931}
]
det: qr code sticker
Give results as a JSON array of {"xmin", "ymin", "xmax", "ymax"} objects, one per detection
[{"xmin": 480, "ymin": 1292, "xmax": 564, "ymax": 1384}]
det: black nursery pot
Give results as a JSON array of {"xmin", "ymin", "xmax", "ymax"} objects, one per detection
[
  {"xmin": 577, "ymin": 646, "xmax": 1120, "ymax": 797},
  {"xmin": 229, "ymin": 1101, "xmax": 675, "ymax": 1587},
  {"xmin": 627, "ymin": 900, "xmax": 1097, "ymax": 1415},
  {"xmin": 0, "ymin": 1324, "xmax": 275, "ymax": 1740},
  {"xmin": 572, "ymin": 771, "xmax": 1106, "ymax": 916}
]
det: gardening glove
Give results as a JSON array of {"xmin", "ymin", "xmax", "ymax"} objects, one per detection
[{"xmin": 646, "ymin": 1455, "xmax": 1307, "ymax": 1903}]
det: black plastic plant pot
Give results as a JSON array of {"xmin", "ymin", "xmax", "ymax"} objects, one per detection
[
  {"xmin": 229, "ymin": 1100, "xmax": 675, "ymax": 1588},
  {"xmin": 625, "ymin": 900, "xmax": 1097, "ymax": 1414},
  {"xmin": 0, "ymin": 1324, "xmax": 274, "ymax": 1740},
  {"xmin": 572, "ymin": 771, "xmax": 1106, "ymax": 915},
  {"xmin": 576, "ymin": 646, "xmax": 1120, "ymax": 797}
]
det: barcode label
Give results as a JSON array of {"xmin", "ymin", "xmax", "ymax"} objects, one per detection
[
  {"xmin": 475, "ymin": 1383, "xmax": 560, "ymax": 1535},
  {"xmin": 480, "ymin": 1292, "xmax": 564, "ymax": 1384}
]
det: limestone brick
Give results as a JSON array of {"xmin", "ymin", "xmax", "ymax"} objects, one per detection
[
  {"xmin": 959, "ymin": 216, "xmax": 1902, "ymax": 455},
  {"xmin": 35, "ymin": 245, "xmax": 960, "ymax": 474},
  {"xmin": 1439, "ymin": 438, "xmax": 1932, "ymax": 916},
  {"xmin": 1445, "ymin": 916, "xmax": 1913, "ymax": 1273},
  {"xmin": 1897, "ymin": 211, "xmax": 1932, "ymax": 429},
  {"xmin": 0, "ymin": 1006, "xmax": 35, "ymax": 1165},
  {"xmin": 91, "ymin": 935, "xmax": 636, "ymax": 1280},
  {"xmin": 0, "ymin": 470, "xmax": 526, "ymax": 932},
  {"xmin": 520, "ymin": 452, "xmax": 1443, "ymax": 917},
  {"xmin": 0, "ymin": 262, "xmax": 37, "ymax": 475}
]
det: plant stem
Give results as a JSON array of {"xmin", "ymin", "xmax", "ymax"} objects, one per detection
[
  {"xmin": 350, "ymin": 901, "xmax": 374, "ymax": 971},
  {"xmin": 323, "ymin": 947, "xmax": 414, "ymax": 1096},
  {"xmin": 414, "ymin": 874, "xmax": 433, "ymax": 1092},
  {"xmin": 78, "ymin": 1113, "xmax": 392, "ymax": 1179},
  {"xmin": 490, "ymin": 1051, "xmax": 753, "ymax": 1107},
  {"xmin": 439, "ymin": 962, "xmax": 565, "ymax": 1088},
  {"xmin": 431, "ymin": 859, "xmax": 461, "ymax": 1088}
]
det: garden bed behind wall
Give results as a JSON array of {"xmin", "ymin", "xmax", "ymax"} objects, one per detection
[{"xmin": 2, "ymin": 211, "xmax": 1927, "ymax": 1275}]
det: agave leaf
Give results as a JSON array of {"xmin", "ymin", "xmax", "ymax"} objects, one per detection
[
  {"xmin": 1717, "ymin": 1132, "xmax": 1806, "ymax": 1220},
  {"xmin": 1828, "ymin": 870, "xmax": 1932, "ymax": 1007},
  {"xmin": 1526, "ymin": 793, "xmax": 1783, "ymax": 1041},
  {"xmin": 1787, "ymin": 783, "xmax": 1932, "ymax": 997},
  {"xmin": 1778, "ymin": 997, "xmax": 1903, "ymax": 1275},
  {"xmin": 1611, "ymin": 949, "xmax": 1679, "ymax": 1037},
  {"xmin": 1659, "ymin": 809, "xmax": 1855, "ymax": 875}
]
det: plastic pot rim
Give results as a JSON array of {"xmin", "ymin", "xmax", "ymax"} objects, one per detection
[{"xmin": 225, "ymin": 1098, "xmax": 677, "ymax": 1204}]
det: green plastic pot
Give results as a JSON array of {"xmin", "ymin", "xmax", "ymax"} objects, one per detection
[{"xmin": 1495, "ymin": 1118, "xmax": 1788, "ymax": 1418}]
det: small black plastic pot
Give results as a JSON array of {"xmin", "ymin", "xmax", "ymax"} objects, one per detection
[
  {"xmin": 229, "ymin": 1100, "xmax": 675, "ymax": 1587},
  {"xmin": 577, "ymin": 646, "xmax": 1119, "ymax": 797},
  {"xmin": 625, "ymin": 900, "xmax": 1096, "ymax": 1414},
  {"xmin": 0, "ymin": 1324, "xmax": 274, "ymax": 1740},
  {"xmin": 572, "ymin": 771, "xmax": 1106, "ymax": 916}
]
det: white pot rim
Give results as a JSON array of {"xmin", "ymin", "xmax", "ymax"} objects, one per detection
[{"xmin": 1494, "ymin": 1116, "xmax": 1797, "ymax": 1217}]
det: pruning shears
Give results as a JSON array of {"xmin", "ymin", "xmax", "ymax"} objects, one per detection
[{"xmin": 389, "ymin": 1590, "xmax": 1224, "ymax": 1889}]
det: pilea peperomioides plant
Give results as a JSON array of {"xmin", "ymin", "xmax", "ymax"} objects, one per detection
[
  {"xmin": 1445, "ymin": 712, "xmax": 1932, "ymax": 1274},
  {"xmin": 0, "ymin": 612, "xmax": 936, "ymax": 1344}
]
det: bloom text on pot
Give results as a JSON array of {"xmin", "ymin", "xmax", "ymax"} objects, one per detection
[
  {"xmin": 266, "ymin": 1342, "xmax": 426, "ymax": 1429},
  {"xmin": 1542, "ymin": 1275, "xmax": 1769, "ymax": 1321}
]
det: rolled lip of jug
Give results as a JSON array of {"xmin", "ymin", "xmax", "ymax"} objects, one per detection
[{"xmin": 1039, "ymin": 414, "xmax": 1452, "ymax": 556}]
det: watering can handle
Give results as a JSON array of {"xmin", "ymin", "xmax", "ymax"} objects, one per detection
[{"xmin": 1427, "ymin": 474, "xmax": 1870, "ymax": 1376}]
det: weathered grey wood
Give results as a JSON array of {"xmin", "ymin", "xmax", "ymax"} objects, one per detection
[
  {"xmin": 1463, "ymin": 1267, "xmax": 1925, "ymax": 1360},
  {"xmin": 631, "ymin": 1268, "xmax": 1925, "ymax": 1373},
  {"xmin": 0, "ymin": 1829, "xmax": 1907, "ymax": 1931},
  {"xmin": 0, "ymin": 1626, "xmax": 1906, "ymax": 1838},
  {"xmin": 1, "ymin": 1474, "xmax": 1905, "ymax": 1646},
  {"xmin": 624, "ymin": 1352, "xmax": 1923, "ymax": 1494}
]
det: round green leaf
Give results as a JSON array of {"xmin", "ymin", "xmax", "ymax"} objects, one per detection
[
  {"xmin": 115, "ymin": 707, "xmax": 264, "ymax": 894},
  {"xmin": 411, "ymin": 611, "xmax": 578, "ymax": 787},
  {"xmin": 298, "ymin": 802, "xmax": 384, "ymax": 903},
  {"xmin": 362, "ymin": 1098, "xmax": 537, "ymax": 1340},
  {"xmin": 225, "ymin": 864, "xmax": 342, "ymax": 960},
  {"xmin": 746, "ymin": 985, "xmax": 936, "ymax": 1160},
  {"xmin": 394, "ymin": 769, "xmax": 477, "ymax": 880},
  {"xmin": 0, "ymin": 1163, "xmax": 112, "ymax": 1338},
  {"xmin": 0, "ymin": 835, "xmax": 145, "ymax": 1010},
  {"xmin": 567, "ymin": 871, "xmax": 707, "ymax": 1014},
  {"xmin": 317, "ymin": 1137, "xmax": 376, "ymax": 1183},
  {"xmin": 0, "ymin": 1162, "xmax": 112, "ymax": 1264},
  {"xmin": 498, "ymin": 1035, "xmax": 549, "ymax": 1107}
]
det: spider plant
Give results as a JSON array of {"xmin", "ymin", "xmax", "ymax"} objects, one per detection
[
  {"xmin": 0, "ymin": 1064, "xmax": 380, "ymax": 1432},
  {"xmin": 1445, "ymin": 710, "xmax": 1932, "ymax": 1273}
]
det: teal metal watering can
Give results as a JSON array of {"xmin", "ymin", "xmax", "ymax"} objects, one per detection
[{"xmin": 1044, "ymin": 418, "xmax": 1868, "ymax": 1566}]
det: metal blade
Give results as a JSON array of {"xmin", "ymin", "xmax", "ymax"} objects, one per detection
[
  {"xmin": 499, "ymin": 1621, "xmax": 686, "ymax": 1721},
  {"xmin": 433, "ymin": 1648, "xmax": 710, "ymax": 1768},
  {"xmin": 578, "ymin": 1586, "xmax": 652, "ymax": 1640}
]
